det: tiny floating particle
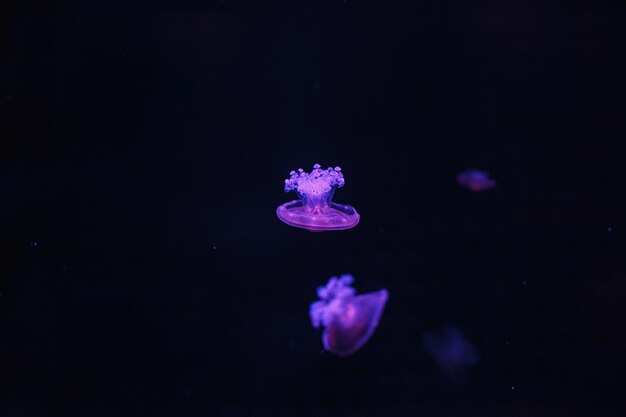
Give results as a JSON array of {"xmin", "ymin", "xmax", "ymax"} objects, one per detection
[
  {"xmin": 310, "ymin": 274, "xmax": 388, "ymax": 356},
  {"xmin": 457, "ymin": 169, "xmax": 496, "ymax": 192},
  {"xmin": 276, "ymin": 163, "xmax": 360, "ymax": 232}
]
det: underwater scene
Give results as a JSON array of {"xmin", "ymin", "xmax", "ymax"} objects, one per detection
[{"xmin": 1, "ymin": 3, "xmax": 624, "ymax": 416}]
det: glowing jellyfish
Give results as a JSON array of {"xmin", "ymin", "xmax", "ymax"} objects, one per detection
[
  {"xmin": 422, "ymin": 326, "xmax": 478, "ymax": 382},
  {"xmin": 310, "ymin": 274, "xmax": 388, "ymax": 356},
  {"xmin": 276, "ymin": 163, "xmax": 360, "ymax": 232},
  {"xmin": 457, "ymin": 169, "xmax": 496, "ymax": 192}
]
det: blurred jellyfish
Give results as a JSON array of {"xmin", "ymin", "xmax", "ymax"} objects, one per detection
[
  {"xmin": 310, "ymin": 274, "xmax": 388, "ymax": 356},
  {"xmin": 276, "ymin": 163, "xmax": 360, "ymax": 232},
  {"xmin": 457, "ymin": 169, "xmax": 496, "ymax": 192},
  {"xmin": 422, "ymin": 326, "xmax": 478, "ymax": 382}
]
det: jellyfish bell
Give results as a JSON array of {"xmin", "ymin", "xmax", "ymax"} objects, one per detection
[
  {"xmin": 276, "ymin": 164, "xmax": 360, "ymax": 232},
  {"xmin": 422, "ymin": 326, "xmax": 478, "ymax": 382},
  {"xmin": 457, "ymin": 169, "xmax": 496, "ymax": 192},
  {"xmin": 322, "ymin": 290, "xmax": 389, "ymax": 356},
  {"xmin": 310, "ymin": 274, "xmax": 388, "ymax": 356}
]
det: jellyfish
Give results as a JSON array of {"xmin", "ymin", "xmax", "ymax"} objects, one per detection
[
  {"xmin": 310, "ymin": 274, "xmax": 388, "ymax": 356},
  {"xmin": 276, "ymin": 163, "xmax": 360, "ymax": 232},
  {"xmin": 457, "ymin": 169, "xmax": 496, "ymax": 192},
  {"xmin": 422, "ymin": 326, "xmax": 478, "ymax": 382}
]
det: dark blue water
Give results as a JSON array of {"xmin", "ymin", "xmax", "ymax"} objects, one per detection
[{"xmin": 1, "ymin": 3, "xmax": 624, "ymax": 416}]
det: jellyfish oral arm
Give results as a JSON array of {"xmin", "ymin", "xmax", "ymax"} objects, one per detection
[{"xmin": 309, "ymin": 275, "xmax": 356, "ymax": 328}]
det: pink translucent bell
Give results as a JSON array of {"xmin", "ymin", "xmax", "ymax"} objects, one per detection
[
  {"xmin": 310, "ymin": 274, "xmax": 388, "ymax": 356},
  {"xmin": 457, "ymin": 169, "xmax": 496, "ymax": 192},
  {"xmin": 276, "ymin": 164, "xmax": 360, "ymax": 232}
]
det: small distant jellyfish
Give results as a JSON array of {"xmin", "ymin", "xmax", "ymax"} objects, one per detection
[
  {"xmin": 422, "ymin": 326, "xmax": 478, "ymax": 382},
  {"xmin": 457, "ymin": 169, "xmax": 496, "ymax": 192},
  {"xmin": 276, "ymin": 163, "xmax": 360, "ymax": 232},
  {"xmin": 310, "ymin": 274, "xmax": 388, "ymax": 356}
]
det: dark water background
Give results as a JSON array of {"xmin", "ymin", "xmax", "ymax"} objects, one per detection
[{"xmin": 1, "ymin": 2, "xmax": 625, "ymax": 416}]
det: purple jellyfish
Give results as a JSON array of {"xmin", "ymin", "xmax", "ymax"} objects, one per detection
[
  {"xmin": 457, "ymin": 169, "xmax": 496, "ymax": 192},
  {"xmin": 276, "ymin": 163, "xmax": 360, "ymax": 232},
  {"xmin": 422, "ymin": 326, "xmax": 478, "ymax": 382},
  {"xmin": 310, "ymin": 274, "xmax": 388, "ymax": 356}
]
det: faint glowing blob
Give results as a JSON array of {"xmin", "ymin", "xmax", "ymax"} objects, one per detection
[
  {"xmin": 457, "ymin": 169, "xmax": 496, "ymax": 192},
  {"xmin": 422, "ymin": 326, "xmax": 478, "ymax": 382},
  {"xmin": 310, "ymin": 274, "xmax": 388, "ymax": 356},
  {"xmin": 276, "ymin": 163, "xmax": 360, "ymax": 232}
]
